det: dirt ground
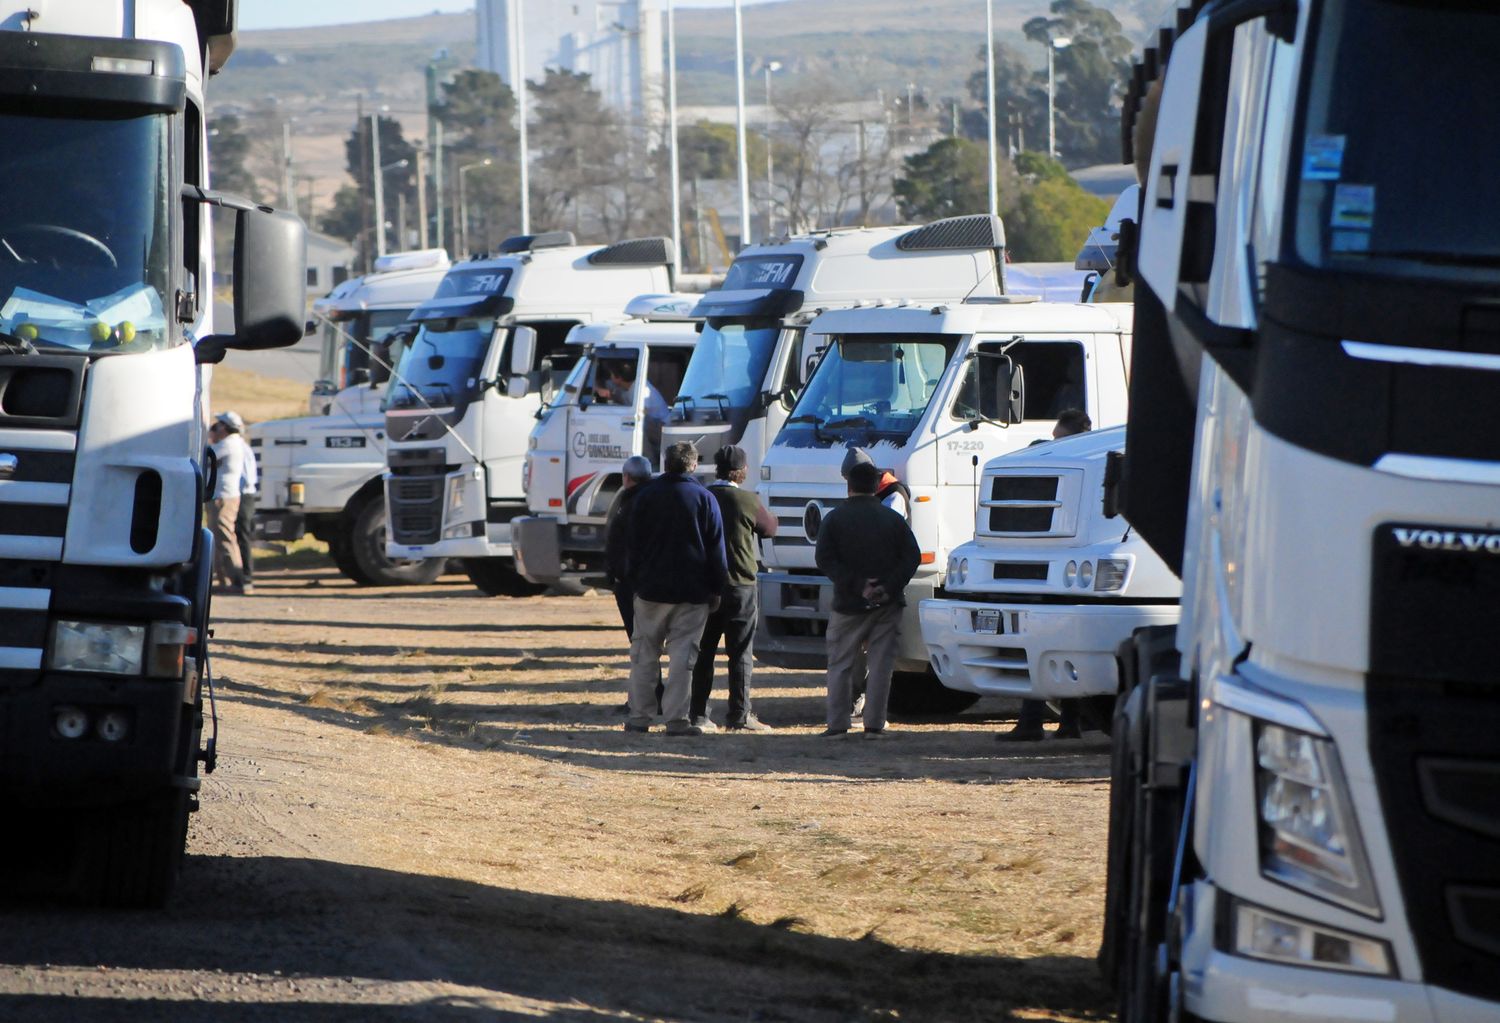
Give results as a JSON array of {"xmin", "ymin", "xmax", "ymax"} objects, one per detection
[{"xmin": 0, "ymin": 557, "xmax": 1116, "ymax": 1023}]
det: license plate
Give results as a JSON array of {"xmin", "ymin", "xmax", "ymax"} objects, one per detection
[{"xmin": 972, "ymin": 609, "xmax": 1002, "ymax": 635}]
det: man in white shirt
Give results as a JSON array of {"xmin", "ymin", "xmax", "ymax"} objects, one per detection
[
  {"xmin": 226, "ymin": 411, "xmax": 260, "ymax": 593},
  {"xmin": 208, "ymin": 412, "xmax": 247, "ymax": 593}
]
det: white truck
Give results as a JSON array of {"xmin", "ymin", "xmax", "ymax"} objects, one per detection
[
  {"xmin": 252, "ymin": 249, "xmax": 450, "ymax": 586},
  {"xmin": 1101, "ymin": 2, "xmax": 1500, "ymax": 1021},
  {"xmin": 511, "ymin": 295, "xmax": 700, "ymax": 588},
  {"xmin": 0, "ymin": 0, "xmax": 305, "ymax": 904},
  {"xmin": 382, "ymin": 233, "xmax": 676, "ymax": 596},
  {"xmin": 917, "ymin": 426, "xmax": 1178, "ymax": 715},
  {"xmin": 659, "ymin": 217, "xmax": 1015, "ymax": 487},
  {"xmin": 755, "ymin": 298, "xmax": 1133, "ymax": 713}
]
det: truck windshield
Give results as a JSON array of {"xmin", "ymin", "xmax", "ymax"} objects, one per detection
[
  {"xmin": 779, "ymin": 333, "xmax": 958, "ymax": 448},
  {"xmin": 0, "ymin": 109, "xmax": 172, "ymax": 352},
  {"xmin": 674, "ymin": 320, "xmax": 779, "ymax": 417},
  {"xmin": 387, "ymin": 317, "xmax": 495, "ymax": 410},
  {"xmin": 1294, "ymin": 0, "xmax": 1500, "ymax": 279}
]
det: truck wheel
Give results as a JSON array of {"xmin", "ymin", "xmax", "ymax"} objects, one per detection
[
  {"xmin": 886, "ymin": 667, "xmax": 980, "ymax": 718},
  {"xmin": 465, "ymin": 557, "xmax": 547, "ymax": 597},
  {"xmin": 327, "ymin": 532, "xmax": 364, "ymax": 583},
  {"xmin": 349, "ymin": 495, "xmax": 445, "ymax": 586},
  {"xmin": 85, "ymin": 787, "xmax": 191, "ymax": 908}
]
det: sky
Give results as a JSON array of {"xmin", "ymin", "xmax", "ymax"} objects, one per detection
[{"xmin": 238, "ymin": 0, "xmax": 784, "ymax": 32}]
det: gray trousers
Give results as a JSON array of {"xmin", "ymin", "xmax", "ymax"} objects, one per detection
[
  {"xmin": 825, "ymin": 603, "xmax": 902, "ymax": 732},
  {"xmin": 628, "ymin": 598, "xmax": 710, "ymax": 727}
]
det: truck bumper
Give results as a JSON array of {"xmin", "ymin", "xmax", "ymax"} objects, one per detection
[
  {"xmin": 0, "ymin": 672, "xmax": 191, "ymax": 809},
  {"xmin": 254, "ymin": 508, "xmax": 305, "ymax": 542},
  {"xmin": 918, "ymin": 598, "xmax": 1179, "ymax": 698},
  {"xmin": 756, "ymin": 571, "xmax": 933, "ymax": 672},
  {"xmin": 1180, "ymin": 879, "xmax": 1496, "ymax": 1023}
]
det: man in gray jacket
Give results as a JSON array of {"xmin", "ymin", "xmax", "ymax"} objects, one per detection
[{"xmin": 815, "ymin": 460, "xmax": 921, "ymax": 736}]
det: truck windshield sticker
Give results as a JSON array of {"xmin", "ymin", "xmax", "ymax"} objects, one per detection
[
  {"xmin": 1302, "ymin": 134, "xmax": 1346, "ymax": 180},
  {"xmin": 722, "ymin": 255, "xmax": 804, "ymax": 291},
  {"xmin": 1330, "ymin": 184, "xmax": 1375, "ymax": 231}
]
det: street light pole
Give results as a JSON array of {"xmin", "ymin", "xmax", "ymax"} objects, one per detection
[
  {"xmin": 1046, "ymin": 36, "xmax": 1071, "ymax": 160},
  {"xmin": 370, "ymin": 113, "xmax": 386, "ymax": 257},
  {"xmin": 763, "ymin": 60, "xmax": 780, "ymax": 237},
  {"xmin": 984, "ymin": 0, "xmax": 998, "ymax": 218},
  {"xmin": 458, "ymin": 159, "xmax": 492, "ymax": 258},
  {"xmin": 733, "ymin": 0, "xmax": 751, "ymax": 249},
  {"xmin": 415, "ymin": 144, "xmax": 429, "ymax": 249},
  {"xmin": 514, "ymin": 0, "xmax": 531, "ymax": 234},
  {"xmin": 667, "ymin": 0, "xmax": 682, "ymax": 268}
]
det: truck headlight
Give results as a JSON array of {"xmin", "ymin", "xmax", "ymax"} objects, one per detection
[
  {"xmin": 1255, "ymin": 722, "xmax": 1379, "ymax": 915},
  {"xmin": 50, "ymin": 621, "xmax": 146, "ymax": 676},
  {"xmin": 1093, "ymin": 558, "xmax": 1129, "ymax": 592},
  {"xmin": 447, "ymin": 474, "xmax": 467, "ymax": 516},
  {"xmin": 1230, "ymin": 899, "xmax": 1392, "ymax": 976}
]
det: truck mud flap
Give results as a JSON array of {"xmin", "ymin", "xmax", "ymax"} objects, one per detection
[{"xmin": 511, "ymin": 516, "xmax": 563, "ymax": 585}]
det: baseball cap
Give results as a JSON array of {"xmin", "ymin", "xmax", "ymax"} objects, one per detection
[
  {"xmin": 215, "ymin": 411, "xmax": 245, "ymax": 433},
  {"xmin": 714, "ymin": 445, "xmax": 748, "ymax": 473}
]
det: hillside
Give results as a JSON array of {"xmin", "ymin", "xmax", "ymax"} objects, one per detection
[{"xmin": 206, "ymin": 0, "xmax": 1165, "ymax": 225}]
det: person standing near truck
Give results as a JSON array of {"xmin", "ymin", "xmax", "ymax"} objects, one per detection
[
  {"xmin": 208, "ymin": 413, "xmax": 248, "ymax": 594},
  {"xmin": 624, "ymin": 442, "xmax": 728, "ymax": 736},
  {"xmin": 229, "ymin": 411, "xmax": 259, "ymax": 594},
  {"xmin": 816, "ymin": 460, "xmax": 921, "ymax": 737},
  {"xmin": 605, "ymin": 455, "xmax": 660, "ymax": 714},
  {"xmin": 690, "ymin": 445, "xmax": 778, "ymax": 732}
]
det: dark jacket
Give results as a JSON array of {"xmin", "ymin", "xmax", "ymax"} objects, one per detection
[
  {"xmin": 814, "ymin": 494, "xmax": 922, "ymax": 615},
  {"xmin": 626, "ymin": 473, "xmax": 728, "ymax": 604},
  {"xmin": 603, "ymin": 484, "xmax": 641, "ymax": 589}
]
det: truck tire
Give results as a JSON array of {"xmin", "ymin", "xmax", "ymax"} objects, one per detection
[
  {"xmin": 327, "ymin": 532, "xmax": 363, "ymax": 582},
  {"xmin": 465, "ymin": 557, "xmax": 547, "ymax": 597},
  {"xmin": 887, "ymin": 667, "xmax": 981, "ymax": 718},
  {"xmin": 348, "ymin": 494, "xmax": 446, "ymax": 586}
]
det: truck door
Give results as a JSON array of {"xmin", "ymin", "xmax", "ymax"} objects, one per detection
[{"xmin": 568, "ymin": 344, "xmax": 644, "ymax": 520}]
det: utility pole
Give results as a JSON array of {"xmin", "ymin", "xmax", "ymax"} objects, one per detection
[
  {"xmin": 415, "ymin": 145, "xmax": 429, "ymax": 249},
  {"xmin": 357, "ymin": 97, "xmax": 373, "ymax": 271},
  {"xmin": 281, "ymin": 121, "xmax": 294, "ymax": 210},
  {"xmin": 983, "ymin": 0, "xmax": 999, "ymax": 219},
  {"xmin": 370, "ymin": 113, "xmax": 386, "ymax": 258},
  {"xmin": 733, "ymin": 0, "xmax": 751, "ymax": 249},
  {"xmin": 667, "ymin": 0, "xmax": 683, "ymax": 270},
  {"xmin": 434, "ymin": 121, "xmax": 446, "ymax": 252},
  {"xmin": 514, "ymin": 0, "xmax": 531, "ymax": 234}
]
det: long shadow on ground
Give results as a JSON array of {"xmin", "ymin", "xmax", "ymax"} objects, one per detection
[{"xmin": 0, "ymin": 856, "xmax": 1112, "ymax": 1023}]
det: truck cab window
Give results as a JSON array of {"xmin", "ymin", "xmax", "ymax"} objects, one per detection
[{"xmin": 954, "ymin": 341, "xmax": 1087, "ymax": 422}]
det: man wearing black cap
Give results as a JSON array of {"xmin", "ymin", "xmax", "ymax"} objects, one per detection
[{"xmin": 690, "ymin": 445, "xmax": 778, "ymax": 731}]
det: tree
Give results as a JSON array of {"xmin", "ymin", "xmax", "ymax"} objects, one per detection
[
  {"xmin": 208, "ymin": 114, "xmax": 257, "ymax": 197},
  {"xmin": 1006, "ymin": 154, "xmax": 1111, "ymax": 260},
  {"xmin": 343, "ymin": 115, "xmax": 417, "ymax": 207},
  {"xmin": 963, "ymin": 41, "xmax": 1043, "ymax": 156},
  {"xmin": 1022, "ymin": 0, "xmax": 1134, "ymax": 166},
  {"xmin": 320, "ymin": 185, "xmax": 365, "ymax": 243},
  {"xmin": 893, "ymin": 138, "xmax": 1012, "ymax": 222},
  {"xmin": 527, "ymin": 69, "xmax": 634, "ymax": 239}
]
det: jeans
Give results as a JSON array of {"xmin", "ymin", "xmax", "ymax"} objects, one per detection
[
  {"xmin": 627, "ymin": 598, "xmax": 709, "ymax": 726},
  {"xmin": 690, "ymin": 584, "xmax": 757, "ymax": 725}
]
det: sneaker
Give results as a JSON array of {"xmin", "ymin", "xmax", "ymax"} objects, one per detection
[
  {"xmin": 623, "ymin": 721, "xmax": 651, "ymax": 733},
  {"xmin": 726, "ymin": 715, "xmax": 773, "ymax": 732},
  {"xmin": 851, "ymin": 693, "xmax": 866, "ymax": 718},
  {"xmin": 820, "ymin": 727, "xmax": 849, "ymax": 737},
  {"xmin": 689, "ymin": 716, "xmax": 719, "ymax": 733},
  {"xmin": 996, "ymin": 725, "xmax": 1045, "ymax": 743},
  {"xmin": 665, "ymin": 720, "xmax": 704, "ymax": 737}
]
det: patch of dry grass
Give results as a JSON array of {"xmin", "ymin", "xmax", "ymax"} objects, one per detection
[{"xmin": 210, "ymin": 364, "xmax": 308, "ymax": 425}]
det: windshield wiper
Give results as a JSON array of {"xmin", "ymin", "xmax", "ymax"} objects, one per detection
[
  {"xmin": 703, "ymin": 392, "xmax": 730, "ymax": 418},
  {"xmin": 786, "ymin": 414, "xmax": 824, "ymax": 426},
  {"xmin": 0, "ymin": 331, "xmax": 36, "ymax": 355},
  {"xmin": 823, "ymin": 416, "xmax": 874, "ymax": 432}
]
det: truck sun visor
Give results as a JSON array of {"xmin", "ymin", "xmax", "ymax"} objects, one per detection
[
  {"xmin": 0, "ymin": 32, "xmax": 186, "ymax": 111},
  {"xmin": 497, "ymin": 231, "xmax": 577, "ymax": 254},
  {"xmin": 409, "ymin": 266, "xmax": 516, "ymax": 321}
]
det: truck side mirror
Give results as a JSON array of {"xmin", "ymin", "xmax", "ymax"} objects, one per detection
[
  {"xmin": 993, "ymin": 357, "xmax": 1025, "ymax": 425},
  {"xmin": 190, "ymin": 191, "xmax": 307, "ymax": 363},
  {"xmin": 509, "ymin": 325, "xmax": 538, "ymax": 377},
  {"xmin": 1102, "ymin": 449, "xmax": 1125, "ymax": 519}
]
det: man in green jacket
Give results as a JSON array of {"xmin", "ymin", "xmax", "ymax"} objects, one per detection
[{"xmin": 815, "ymin": 460, "xmax": 921, "ymax": 736}]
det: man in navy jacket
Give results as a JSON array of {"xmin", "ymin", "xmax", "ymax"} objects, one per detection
[{"xmin": 624, "ymin": 441, "xmax": 728, "ymax": 735}]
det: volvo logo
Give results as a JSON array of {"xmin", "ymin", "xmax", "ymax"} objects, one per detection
[
  {"xmin": 1394, "ymin": 527, "xmax": 1500, "ymax": 554},
  {"xmin": 572, "ymin": 432, "xmax": 588, "ymax": 458},
  {"xmin": 803, "ymin": 502, "xmax": 823, "ymax": 543}
]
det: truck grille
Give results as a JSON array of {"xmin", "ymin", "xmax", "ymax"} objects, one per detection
[
  {"xmin": 984, "ymin": 475, "xmax": 1062, "ymax": 535},
  {"xmin": 388, "ymin": 475, "xmax": 443, "ymax": 545},
  {"xmin": 767, "ymin": 494, "xmax": 846, "ymax": 547},
  {"xmin": 1368, "ymin": 522, "xmax": 1500, "ymax": 1001}
]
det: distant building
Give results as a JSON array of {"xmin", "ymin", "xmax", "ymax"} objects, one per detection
[
  {"xmin": 306, "ymin": 231, "xmax": 355, "ymax": 298},
  {"xmin": 476, "ymin": 0, "xmax": 664, "ymax": 128}
]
